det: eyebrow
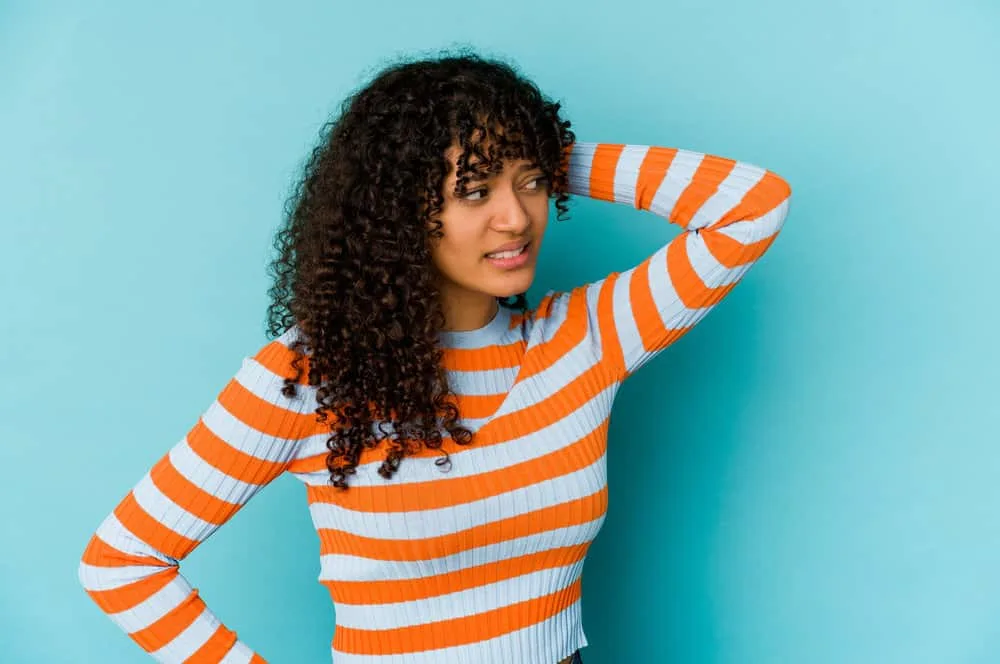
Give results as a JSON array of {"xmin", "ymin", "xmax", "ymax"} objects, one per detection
[{"xmin": 460, "ymin": 161, "xmax": 540, "ymax": 182}]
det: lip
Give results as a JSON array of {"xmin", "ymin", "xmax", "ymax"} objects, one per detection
[
  {"xmin": 484, "ymin": 241, "xmax": 532, "ymax": 269},
  {"xmin": 484, "ymin": 240, "xmax": 531, "ymax": 256}
]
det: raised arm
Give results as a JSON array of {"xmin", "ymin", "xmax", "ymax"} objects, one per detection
[
  {"xmin": 78, "ymin": 329, "xmax": 317, "ymax": 662},
  {"xmin": 561, "ymin": 140, "xmax": 792, "ymax": 379}
]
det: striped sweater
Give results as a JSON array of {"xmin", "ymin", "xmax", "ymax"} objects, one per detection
[{"xmin": 78, "ymin": 140, "xmax": 792, "ymax": 663}]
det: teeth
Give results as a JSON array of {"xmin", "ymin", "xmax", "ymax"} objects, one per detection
[{"xmin": 487, "ymin": 245, "xmax": 526, "ymax": 259}]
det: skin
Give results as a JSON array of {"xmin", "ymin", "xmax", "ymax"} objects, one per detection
[{"xmin": 428, "ymin": 140, "xmax": 551, "ymax": 332}]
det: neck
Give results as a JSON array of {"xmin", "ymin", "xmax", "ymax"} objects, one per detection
[{"xmin": 439, "ymin": 289, "xmax": 499, "ymax": 332}]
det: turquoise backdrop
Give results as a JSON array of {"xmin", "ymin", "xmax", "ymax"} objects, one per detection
[{"xmin": 3, "ymin": 1, "xmax": 999, "ymax": 662}]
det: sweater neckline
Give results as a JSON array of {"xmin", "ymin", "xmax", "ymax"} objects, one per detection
[{"xmin": 438, "ymin": 301, "xmax": 511, "ymax": 350}]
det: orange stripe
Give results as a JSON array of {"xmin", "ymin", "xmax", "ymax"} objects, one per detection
[
  {"xmin": 326, "ymin": 543, "xmax": 590, "ymax": 605},
  {"xmin": 150, "ymin": 452, "xmax": 244, "ymax": 526},
  {"xmin": 187, "ymin": 624, "xmax": 239, "ymax": 661},
  {"xmin": 702, "ymin": 228, "xmax": 778, "ymax": 269},
  {"xmin": 285, "ymin": 454, "xmax": 325, "ymax": 476},
  {"xmin": 130, "ymin": 588, "xmax": 206, "ymax": 653},
  {"xmin": 439, "ymin": 391, "xmax": 508, "ymax": 420},
  {"xmin": 669, "ymin": 155, "xmax": 737, "ymax": 226},
  {"xmin": 706, "ymin": 169, "xmax": 792, "ymax": 229},
  {"xmin": 594, "ymin": 272, "xmax": 625, "ymax": 379},
  {"xmin": 81, "ymin": 533, "xmax": 170, "ymax": 569},
  {"xmin": 291, "ymin": 444, "xmax": 442, "ymax": 476},
  {"xmin": 588, "ymin": 144, "xmax": 625, "ymax": 202},
  {"xmin": 508, "ymin": 294, "xmax": 553, "ymax": 330},
  {"xmin": 216, "ymin": 375, "xmax": 314, "ymax": 442},
  {"xmin": 635, "ymin": 146, "xmax": 679, "ymax": 211},
  {"xmin": 333, "ymin": 578, "xmax": 583, "ymax": 654},
  {"xmin": 85, "ymin": 566, "xmax": 178, "ymax": 614},
  {"xmin": 318, "ymin": 486, "xmax": 608, "ymax": 559},
  {"xmin": 529, "ymin": 292, "xmax": 558, "ymax": 323},
  {"xmin": 517, "ymin": 287, "xmax": 590, "ymax": 383},
  {"xmin": 667, "ymin": 234, "xmax": 737, "ymax": 309},
  {"xmin": 254, "ymin": 336, "xmax": 311, "ymax": 386},
  {"xmin": 114, "ymin": 491, "xmax": 199, "ymax": 561},
  {"xmin": 308, "ymin": 417, "xmax": 607, "ymax": 512},
  {"xmin": 185, "ymin": 419, "xmax": 287, "ymax": 485},
  {"xmin": 440, "ymin": 340, "xmax": 525, "ymax": 371},
  {"xmin": 484, "ymin": 358, "xmax": 609, "ymax": 457},
  {"xmin": 626, "ymin": 252, "xmax": 676, "ymax": 357}
]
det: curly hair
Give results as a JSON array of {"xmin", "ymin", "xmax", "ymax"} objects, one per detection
[{"xmin": 264, "ymin": 46, "xmax": 577, "ymax": 489}]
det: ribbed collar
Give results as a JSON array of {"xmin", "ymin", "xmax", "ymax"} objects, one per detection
[{"xmin": 437, "ymin": 302, "xmax": 512, "ymax": 350}]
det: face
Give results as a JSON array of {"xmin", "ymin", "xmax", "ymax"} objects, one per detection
[{"xmin": 427, "ymin": 141, "xmax": 551, "ymax": 304}]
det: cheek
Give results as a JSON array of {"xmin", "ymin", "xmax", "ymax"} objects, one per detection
[{"xmin": 430, "ymin": 224, "xmax": 482, "ymax": 270}]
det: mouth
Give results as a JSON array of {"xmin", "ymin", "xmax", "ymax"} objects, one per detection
[
  {"xmin": 484, "ymin": 241, "xmax": 532, "ymax": 269},
  {"xmin": 484, "ymin": 241, "xmax": 531, "ymax": 259}
]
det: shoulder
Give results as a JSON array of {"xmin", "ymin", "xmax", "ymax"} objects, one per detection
[
  {"xmin": 239, "ymin": 324, "xmax": 319, "ymax": 410},
  {"xmin": 528, "ymin": 281, "xmax": 608, "ymax": 343},
  {"xmin": 528, "ymin": 283, "xmax": 600, "ymax": 345},
  {"xmin": 247, "ymin": 324, "xmax": 302, "ymax": 368}
]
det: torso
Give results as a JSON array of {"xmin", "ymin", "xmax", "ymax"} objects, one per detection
[{"xmin": 283, "ymin": 300, "xmax": 611, "ymax": 663}]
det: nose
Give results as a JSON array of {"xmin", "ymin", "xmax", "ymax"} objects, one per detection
[{"xmin": 491, "ymin": 185, "xmax": 532, "ymax": 233}]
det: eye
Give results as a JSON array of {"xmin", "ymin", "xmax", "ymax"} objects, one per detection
[
  {"xmin": 459, "ymin": 176, "xmax": 549, "ymax": 202},
  {"xmin": 461, "ymin": 188, "xmax": 488, "ymax": 201},
  {"xmin": 526, "ymin": 175, "xmax": 549, "ymax": 191}
]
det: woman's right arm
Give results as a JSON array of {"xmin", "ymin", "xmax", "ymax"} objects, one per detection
[
  {"xmin": 78, "ymin": 329, "xmax": 317, "ymax": 663},
  {"xmin": 557, "ymin": 140, "xmax": 792, "ymax": 380}
]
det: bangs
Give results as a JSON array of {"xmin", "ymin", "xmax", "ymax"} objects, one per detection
[{"xmin": 449, "ymin": 113, "xmax": 543, "ymax": 193}]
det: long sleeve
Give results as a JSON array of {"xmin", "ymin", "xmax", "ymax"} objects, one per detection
[
  {"xmin": 561, "ymin": 140, "xmax": 792, "ymax": 380},
  {"xmin": 78, "ymin": 330, "xmax": 317, "ymax": 663}
]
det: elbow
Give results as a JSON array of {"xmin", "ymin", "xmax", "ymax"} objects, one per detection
[
  {"xmin": 77, "ymin": 533, "xmax": 105, "ymax": 598},
  {"xmin": 77, "ymin": 557, "xmax": 95, "ymax": 600}
]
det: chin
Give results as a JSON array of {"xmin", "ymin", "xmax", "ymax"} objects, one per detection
[{"xmin": 490, "ymin": 272, "xmax": 535, "ymax": 298}]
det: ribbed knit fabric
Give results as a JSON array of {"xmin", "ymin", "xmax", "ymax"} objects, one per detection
[{"xmin": 78, "ymin": 140, "xmax": 792, "ymax": 663}]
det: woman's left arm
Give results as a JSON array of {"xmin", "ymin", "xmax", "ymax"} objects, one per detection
[{"xmin": 560, "ymin": 140, "xmax": 792, "ymax": 380}]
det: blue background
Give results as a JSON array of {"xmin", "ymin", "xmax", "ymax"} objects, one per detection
[{"xmin": 3, "ymin": 1, "xmax": 999, "ymax": 662}]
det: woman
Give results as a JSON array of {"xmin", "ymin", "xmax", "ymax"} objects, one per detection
[{"xmin": 78, "ymin": 48, "xmax": 792, "ymax": 663}]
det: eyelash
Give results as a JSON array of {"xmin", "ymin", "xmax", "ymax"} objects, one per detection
[{"xmin": 461, "ymin": 176, "xmax": 549, "ymax": 201}]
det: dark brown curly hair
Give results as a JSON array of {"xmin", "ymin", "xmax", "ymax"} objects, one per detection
[{"xmin": 264, "ymin": 46, "xmax": 577, "ymax": 489}]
